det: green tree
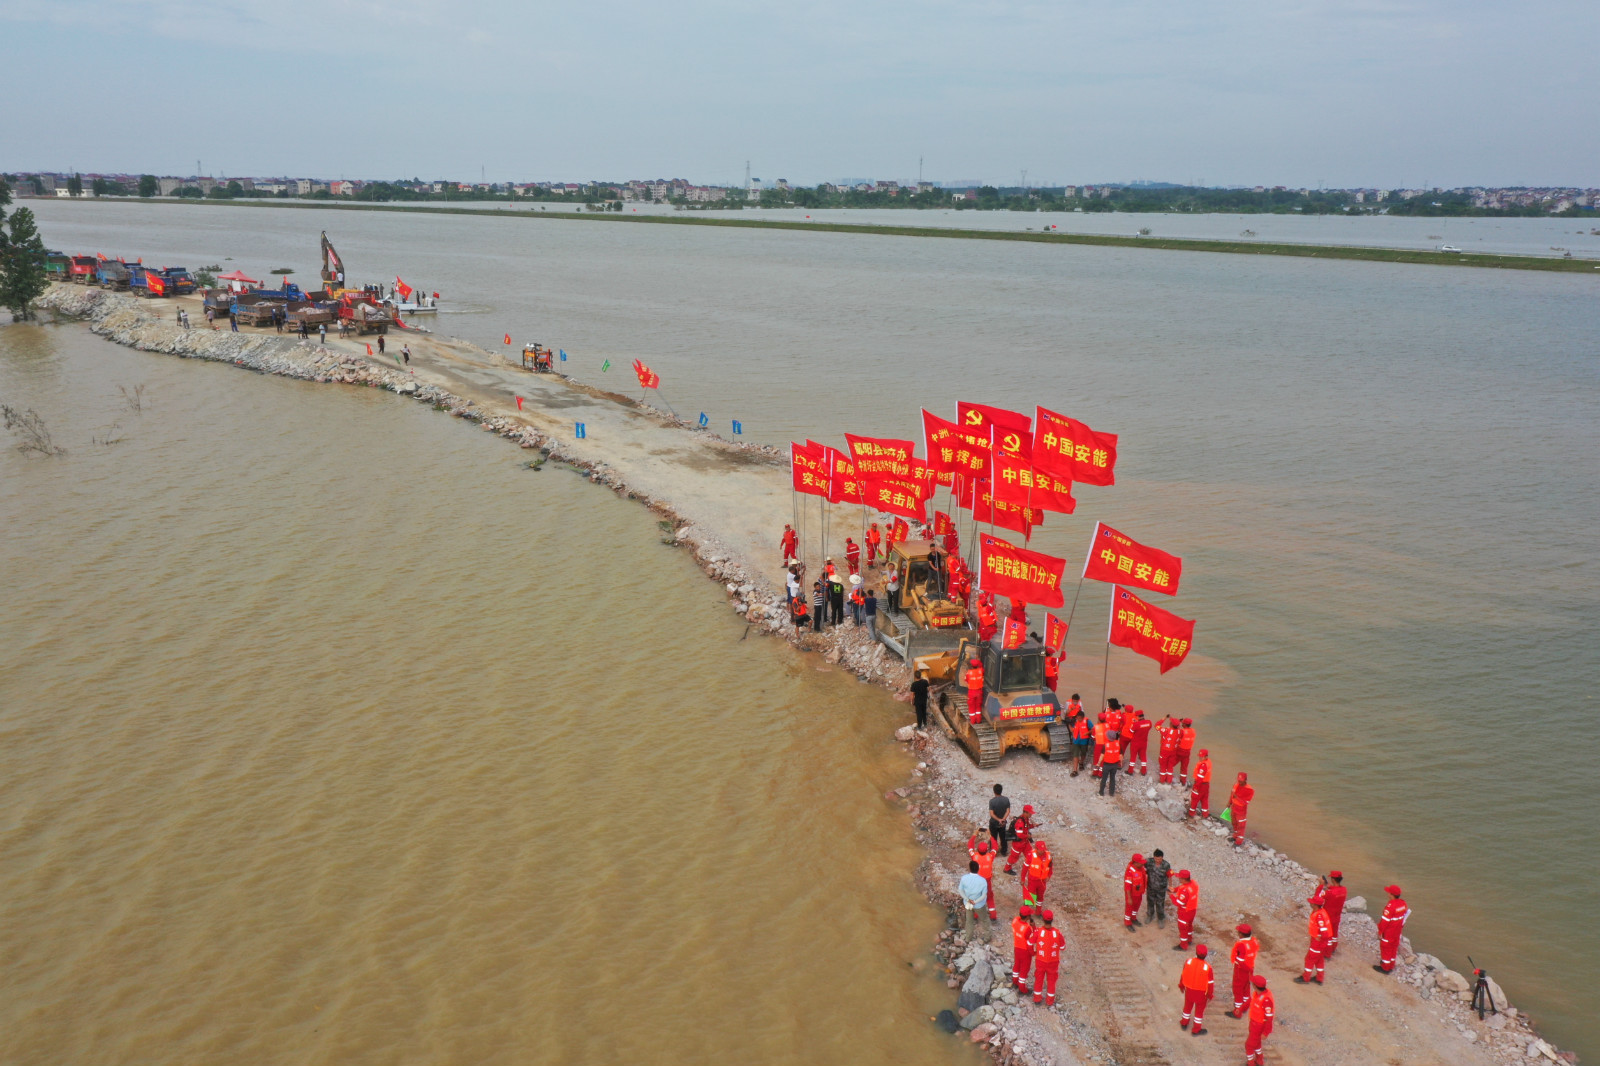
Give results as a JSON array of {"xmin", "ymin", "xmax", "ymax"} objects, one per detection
[
  {"xmin": 138, "ymin": 174, "xmax": 158, "ymax": 198},
  {"xmin": 0, "ymin": 179, "xmax": 52, "ymax": 321},
  {"xmin": 226, "ymin": 180, "xmax": 243, "ymax": 197},
  {"xmin": 66, "ymin": 173, "xmax": 82, "ymax": 197}
]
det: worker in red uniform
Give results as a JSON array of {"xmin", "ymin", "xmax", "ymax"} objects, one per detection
[
  {"xmin": 1104, "ymin": 697, "xmax": 1125, "ymax": 739},
  {"xmin": 1009, "ymin": 599, "xmax": 1028, "ymax": 629},
  {"xmin": 1171, "ymin": 869, "xmax": 1199, "ymax": 950},
  {"xmin": 1244, "ymin": 974, "xmax": 1274, "ymax": 1065},
  {"xmin": 844, "ymin": 537, "xmax": 861, "ymax": 575},
  {"xmin": 1374, "ymin": 885, "xmax": 1410, "ymax": 974},
  {"xmin": 1226, "ymin": 923, "xmax": 1260, "ymax": 1017},
  {"xmin": 1225, "ymin": 772, "xmax": 1254, "ymax": 847},
  {"xmin": 1091, "ymin": 714, "xmax": 1108, "ymax": 778},
  {"xmin": 1010, "ymin": 905, "xmax": 1037, "ymax": 990},
  {"xmin": 1178, "ymin": 943, "xmax": 1215, "ymax": 1035},
  {"xmin": 964, "ymin": 658, "xmax": 985, "ymax": 724},
  {"xmin": 1004, "ymin": 804, "xmax": 1037, "ymax": 875},
  {"xmin": 1175, "ymin": 718, "xmax": 1196, "ymax": 785},
  {"xmin": 1031, "ymin": 909, "xmax": 1065, "ymax": 1006},
  {"xmin": 781, "ymin": 523, "xmax": 798, "ymax": 563},
  {"xmin": 968, "ymin": 838, "xmax": 1000, "ymax": 921},
  {"xmin": 1025, "ymin": 840, "xmax": 1053, "ymax": 905},
  {"xmin": 1123, "ymin": 853, "xmax": 1147, "ymax": 929},
  {"xmin": 1157, "ymin": 717, "xmax": 1179, "ymax": 784},
  {"xmin": 1297, "ymin": 893, "xmax": 1333, "ymax": 984},
  {"xmin": 866, "ymin": 523, "xmax": 882, "ymax": 566},
  {"xmin": 1322, "ymin": 871, "xmax": 1348, "ymax": 955},
  {"xmin": 1188, "ymin": 749, "xmax": 1212, "ymax": 818},
  {"xmin": 977, "ymin": 598, "xmax": 998, "ymax": 642},
  {"xmin": 1126, "ymin": 707, "xmax": 1152, "ymax": 775},
  {"xmin": 1043, "ymin": 651, "xmax": 1059, "ymax": 692}
]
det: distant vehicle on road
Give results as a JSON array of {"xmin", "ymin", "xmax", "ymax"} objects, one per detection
[{"xmin": 1439, "ymin": 244, "xmax": 1462, "ymax": 253}]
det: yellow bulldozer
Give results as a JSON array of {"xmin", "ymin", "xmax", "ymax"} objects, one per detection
[
  {"xmin": 919, "ymin": 635, "xmax": 1071, "ymax": 769},
  {"xmin": 872, "ymin": 539, "xmax": 974, "ymax": 660}
]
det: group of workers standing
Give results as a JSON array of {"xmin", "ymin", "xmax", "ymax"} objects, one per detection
[{"xmin": 782, "ymin": 521, "xmax": 905, "ymax": 632}]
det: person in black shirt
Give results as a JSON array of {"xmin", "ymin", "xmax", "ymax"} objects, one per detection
[
  {"xmin": 910, "ymin": 669, "xmax": 930, "ymax": 730},
  {"xmin": 988, "ymin": 784, "xmax": 1011, "ymax": 859}
]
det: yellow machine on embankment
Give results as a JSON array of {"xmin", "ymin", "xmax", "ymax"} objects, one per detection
[
  {"xmin": 871, "ymin": 539, "xmax": 974, "ymax": 660},
  {"xmin": 919, "ymin": 635, "xmax": 1071, "ymax": 770}
]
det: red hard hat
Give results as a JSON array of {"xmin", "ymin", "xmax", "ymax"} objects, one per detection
[
  {"xmin": 1236, "ymin": 923, "xmax": 1252, "ymax": 935},
  {"xmin": 1178, "ymin": 869, "xmax": 1191, "ymax": 879},
  {"xmin": 1195, "ymin": 944, "xmax": 1208, "ymax": 957},
  {"xmin": 1019, "ymin": 905, "xmax": 1032, "ymax": 917},
  {"xmin": 1040, "ymin": 909, "xmax": 1054, "ymax": 921}
]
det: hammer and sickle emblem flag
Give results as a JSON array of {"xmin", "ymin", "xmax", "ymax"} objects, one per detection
[{"xmin": 958, "ymin": 402, "xmax": 1032, "ymax": 462}]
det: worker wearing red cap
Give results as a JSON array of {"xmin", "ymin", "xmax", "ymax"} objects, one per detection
[
  {"xmin": 1010, "ymin": 905, "xmax": 1038, "ymax": 990},
  {"xmin": 866, "ymin": 522, "xmax": 881, "ymax": 566},
  {"xmin": 1157, "ymin": 717, "xmax": 1179, "ymax": 784},
  {"xmin": 1225, "ymin": 772, "xmax": 1255, "ymax": 847},
  {"xmin": 1171, "ymin": 870, "xmax": 1199, "ymax": 950},
  {"xmin": 1175, "ymin": 718, "xmax": 1196, "ymax": 785},
  {"xmin": 1123, "ymin": 853, "xmax": 1147, "ymax": 929},
  {"xmin": 1004, "ymin": 804, "xmax": 1037, "ymax": 875},
  {"xmin": 1245, "ymin": 974, "xmax": 1275, "ymax": 1065},
  {"xmin": 844, "ymin": 537, "xmax": 861, "ymax": 576},
  {"xmin": 1322, "ymin": 871, "xmax": 1348, "ymax": 955},
  {"xmin": 1031, "ymin": 909, "xmax": 1065, "ymax": 1006},
  {"xmin": 1025, "ymin": 840, "xmax": 1053, "ymax": 905},
  {"xmin": 1374, "ymin": 885, "xmax": 1410, "ymax": 974},
  {"xmin": 968, "ymin": 836, "xmax": 1000, "ymax": 921},
  {"xmin": 1227, "ymin": 923, "xmax": 1260, "ymax": 1017},
  {"xmin": 978, "ymin": 599, "xmax": 998, "ymax": 642},
  {"xmin": 1043, "ymin": 651, "xmax": 1059, "ymax": 692},
  {"xmin": 1178, "ymin": 943, "xmax": 1214, "ymax": 1035},
  {"xmin": 1127, "ymin": 707, "xmax": 1152, "ymax": 775},
  {"xmin": 781, "ymin": 523, "xmax": 798, "ymax": 564},
  {"xmin": 964, "ymin": 658, "xmax": 985, "ymax": 724},
  {"xmin": 1188, "ymin": 749, "xmax": 1212, "ymax": 818},
  {"xmin": 1297, "ymin": 893, "xmax": 1334, "ymax": 984}
]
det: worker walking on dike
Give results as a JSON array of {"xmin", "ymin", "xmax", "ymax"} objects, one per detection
[
  {"xmin": 781, "ymin": 523, "xmax": 798, "ymax": 563},
  {"xmin": 1123, "ymin": 853, "xmax": 1147, "ymax": 929},
  {"xmin": 1188, "ymin": 749, "xmax": 1212, "ymax": 817},
  {"xmin": 1245, "ymin": 974, "xmax": 1275, "ymax": 1065},
  {"xmin": 987, "ymin": 784, "xmax": 1011, "ymax": 858},
  {"xmin": 959, "ymin": 861, "xmax": 992, "ymax": 942},
  {"xmin": 1031, "ymin": 909, "xmax": 1065, "ymax": 1007},
  {"xmin": 1227, "ymin": 923, "xmax": 1260, "ymax": 1017},
  {"xmin": 965, "ymin": 659, "xmax": 986, "ymax": 724},
  {"xmin": 1374, "ymin": 885, "xmax": 1410, "ymax": 974},
  {"xmin": 1297, "ymin": 891, "xmax": 1333, "ymax": 984},
  {"xmin": 849, "ymin": 577, "xmax": 865, "ymax": 625},
  {"xmin": 969, "ymin": 837, "xmax": 999, "ymax": 920},
  {"xmin": 1004, "ymin": 804, "xmax": 1037, "ymax": 875},
  {"xmin": 1321, "ymin": 871, "xmax": 1348, "ymax": 955},
  {"xmin": 1025, "ymin": 840, "xmax": 1053, "ymax": 905},
  {"xmin": 1225, "ymin": 772, "xmax": 1254, "ymax": 847},
  {"xmin": 845, "ymin": 536, "xmax": 861, "ymax": 575},
  {"xmin": 1144, "ymin": 850, "xmax": 1172, "ymax": 927},
  {"xmin": 1171, "ymin": 869, "xmax": 1199, "ymax": 950},
  {"xmin": 1157, "ymin": 716, "xmax": 1179, "ymax": 784},
  {"xmin": 866, "ymin": 522, "xmax": 881, "ymax": 566},
  {"xmin": 1010, "ymin": 905, "xmax": 1037, "ymax": 990},
  {"xmin": 1178, "ymin": 944, "xmax": 1215, "ymax": 1035},
  {"xmin": 1098, "ymin": 729, "xmax": 1123, "ymax": 796},
  {"xmin": 1127, "ymin": 707, "xmax": 1152, "ymax": 775},
  {"xmin": 1175, "ymin": 718, "xmax": 1196, "ymax": 785}
]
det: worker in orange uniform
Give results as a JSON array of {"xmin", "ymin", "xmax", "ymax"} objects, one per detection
[
  {"xmin": 1024, "ymin": 840, "xmax": 1053, "ymax": 905},
  {"xmin": 1104, "ymin": 697, "xmax": 1125, "ymax": 739},
  {"xmin": 1010, "ymin": 905, "xmax": 1037, "ymax": 990},
  {"xmin": 1297, "ymin": 892, "xmax": 1333, "ymax": 984},
  {"xmin": 1322, "ymin": 871, "xmax": 1348, "ymax": 955},
  {"xmin": 1091, "ymin": 713, "xmax": 1108, "ymax": 778},
  {"xmin": 1170, "ymin": 869, "xmax": 1199, "ymax": 950},
  {"xmin": 844, "ymin": 537, "xmax": 861, "ymax": 575},
  {"xmin": 1043, "ymin": 651, "xmax": 1059, "ymax": 692},
  {"xmin": 1126, "ymin": 707, "xmax": 1152, "ymax": 775},
  {"xmin": 1070, "ymin": 711, "xmax": 1091, "ymax": 776},
  {"xmin": 1226, "ymin": 923, "xmax": 1260, "ymax": 1017},
  {"xmin": 1123, "ymin": 853, "xmax": 1147, "ymax": 929},
  {"xmin": 1175, "ymin": 717, "xmax": 1197, "ymax": 785},
  {"xmin": 1178, "ymin": 943, "xmax": 1215, "ymax": 1035},
  {"xmin": 1374, "ymin": 885, "xmax": 1410, "ymax": 974},
  {"xmin": 1244, "ymin": 974, "xmax": 1274, "ymax": 1065},
  {"xmin": 781, "ymin": 523, "xmax": 798, "ymax": 564},
  {"xmin": 977, "ymin": 598, "xmax": 998, "ymax": 642},
  {"xmin": 1157, "ymin": 716, "xmax": 1179, "ymax": 784},
  {"xmin": 1098, "ymin": 729, "xmax": 1123, "ymax": 796},
  {"xmin": 866, "ymin": 522, "xmax": 882, "ymax": 566},
  {"xmin": 1188, "ymin": 749, "xmax": 1212, "ymax": 818},
  {"xmin": 1031, "ymin": 909, "xmax": 1065, "ymax": 1006},
  {"xmin": 968, "ymin": 838, "xmax": 1000, "ymax": 921},
  {"xmin": 1225, "ymin": 772, "xmax": 1254, "ymax": 847},
  {"xmin": 963, "ymin": 657, "xmax": 986, "ymax": 723},
  {"xmin": 1004, "ymin": 804, "xmax": 1037, "ymax": 875}
]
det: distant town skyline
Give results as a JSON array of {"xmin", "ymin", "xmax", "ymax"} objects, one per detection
[{"xmin": 3, "ymin": 0, "xmax": 1596, "ymax": 188}]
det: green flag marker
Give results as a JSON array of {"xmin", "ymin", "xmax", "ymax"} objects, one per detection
[{"xmin": 600, "ymin": 359, "xmax": 611, "ymax": 372}]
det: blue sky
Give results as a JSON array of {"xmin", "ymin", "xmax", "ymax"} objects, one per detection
[{"xmin": 2, "ymin": 0, "xmax": 1594, "ymax": 187}]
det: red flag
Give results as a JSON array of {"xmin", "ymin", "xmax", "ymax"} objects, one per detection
[
  {"xmin": 1002, "ymin": 617, "xmax": 1027, "ymax": 649},
  {"xmin": 923, "ymin": 409, "xmax": 991, "ymax": 478},
  {"xmin": 890, "ymin": 517, "xmax": 910, "ymax": 544},
  {"xmin": 1081, "ymin": 522, "xmax": 1182, "ymax": 596},
  {"xmin": 1109, "ymin": 586, "xmax": 1195, "ymax": 673},
  {"xmin": 845, "ymin": 434, "xmax": 915, "ymax": 480},
  {"xmin": 862, "ymin": 477, "xmax": 927, "ymax": 522},
  {"xmin": 791, "ymin": 442, "xmax": 829, "ymax": 497},
  {"xmin": 933, "ymin": 510, "xmax": 955, "ymax": 536},
  {"xmin": 990, "ymin": 449, "xmax": 1077, "ymax": 514},
  {"xmin": 631, "ymin": 359, "xmax": 660, "ymax": 389},
  {"xmin": 515, "ymin": 396, "xmax": 524, "ymax": 410},
  {"xmin": 1034, "ymin": 406, "xmax": 1118, "ymax": 487},
  {"xmin": 504, "ymin": 333, "xmax": 512, "ymax": 345},
  {"xmin": 978, "ymin": 533, "xmax": 1066, "ymax": 607},
  {"xmin": 959, "ymin": 402, "xmax": 1031, "ymax": 461},
  {"xmin": 365, "ymin": 343, "xmax": 373, "ymax": 355},
  {"xmin": 396, "ymin": 277, "xmax": 414, "ymax": 300},
  {"xmin": 965, "ymin": 480, "xmax": 1043, "ymax": 535},
  {"xmin": 824, "ymin": 447, "xmax": 864, "ymax": 504},
  {"xmin": 1045, "ymin": 612, "xmax": 1068, "ymax": 653}
]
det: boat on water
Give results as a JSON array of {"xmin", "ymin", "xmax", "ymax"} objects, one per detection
[{"xmin": 393, "ymin": 300, "xmax": 439, "ymax": 315}]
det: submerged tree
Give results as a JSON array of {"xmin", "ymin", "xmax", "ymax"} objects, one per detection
[{"xmin": 0, "ymin": 178, "xmax": 50, "ymax": 321}]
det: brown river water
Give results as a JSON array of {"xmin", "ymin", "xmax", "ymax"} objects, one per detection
[{"xmin": 7, "ymin": 199, "xmax": 1600, "ymax": 1059}]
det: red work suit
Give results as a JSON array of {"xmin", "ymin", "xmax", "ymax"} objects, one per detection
[
  {"xmin": 844, "ymin": 540, "xmax": 861, "ymax": 575},
  {"xmin": 1246, "ymin": 987, "xmax": 1275, "ymax": 1065},
  {"xmin": 969, "ymin": 839, "xmax": 999, "ymax": 920},
  {"xmin": 1091, "ymin": 722, "xmax": 1107, "ymax": 777},
  {"xmin": 1157, "ymin": 726, "xmax": 1179, "ymax": 784},
  {"xmin": 1228, "ymin": 783, "xmax": 1254, "ymax": 846},
  {"xmin": 780, "ymin": 528, "xmax": 798, "ymax": 562},
  {"xmin": 978, "ymin": 602, "xmax": 997, "ymax": 642},
  {"xmin": 1377, "ymin": 897, "xmax": 1410, "ymax": 972},
  {"xmin": 964, "ymin": 665, "xmax": 985, "ymax": 723},
  {"xmin": 1188, "ymin": 759, "xmax": 1212, "ymax": 817},
  {"xmin": 1127, "ymin": 714, "xmax": 1152, "ymax": 773},
  {"xmin": 1010, "ymin": 916, "xmax": 1036, "ymax": 988},
  {"xmin": 1324, "ymin": 883, "xmax": 1348, "ymax": 953},
  {"xmin": 1044, "ymin": 654, "xmax": 1059, "ymax": 692},
  {"xmin": 1175, "ymin": 727, "xmax": 1196, "ymax": 784},
  {"xmin": 1231, "ymin": 936, "xmax": 1260, "ymax": 1014},
  {"xmin": 1303, "ymin": 906, "xmax": 1333, "ymax": 982},
  {"xmin": 1171, "ymin": 881, "xmax": 1199, "ymax": 948},
  {"xmin": 866, "ymin": 527, "xmax": 881, "ymax": 564},
  {"xmin": 1123, "ymin": 860, "xmax": 1147, "ymax": 927},
  {"xmin": 1179, "ymin": 956, "xmax": 1214, "ymax": 1029},
  {"xmin": 1004, "ymin": 812, "xmax": 1035, "ymax": 874},
  {"xmin": 1031, "ymin": 925, "xmax": 1065, "ymax": 1005},
  {"xmin": 1025, "ymin": 847, "xmax": 1053, "ymax": 906}
]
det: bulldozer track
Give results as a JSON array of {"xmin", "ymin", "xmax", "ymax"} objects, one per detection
[
  {"xmin": 973, "ymin": 718, "xmax": 1002, "ymax": 768},
  {"xmin": 1046, "ymin": 721, "xmax": 1074, "ymax": 761}
]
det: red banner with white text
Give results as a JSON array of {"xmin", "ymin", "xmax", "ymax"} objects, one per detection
[
  {"xmin": 1109, "ymin": 586, "xmax": 1195, "ymax": 673},
  {"xmin": 1045, "ymin": 612, "xmax": 1068, "ymax": 653},
  {"xmin": 824, "ymin": 447, "xmax": 864, "ymax": 504},
  {"xmin": 862, "ymin": 477, "xmax": 928, "ymax": 522},
  {"xmin": 1081, "ymin": 521, "xmax": 1182, "ymax": 595}
]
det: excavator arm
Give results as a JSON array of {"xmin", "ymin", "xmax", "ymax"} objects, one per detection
[{"xmin": 320, "ymin": 231, "xmax": 345, "ymax": 292}]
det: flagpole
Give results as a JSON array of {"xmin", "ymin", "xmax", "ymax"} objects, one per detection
[{"xmin": 1098, "ymin": 585, "xmax": 1115, "ymax": 717}]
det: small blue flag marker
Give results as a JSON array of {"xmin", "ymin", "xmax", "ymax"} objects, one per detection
[
  {"xmin": 559, "ymin": 349, "xmax": 567, "ymax": 362},
  {"xmin": 697, "ymin": 412, "xmax": 709, "ymax": 427},
  {"xmin": 575, "ymin": 422, "xmax": 587, "ymax": 439},
  {"xmin": 732, "ymin": 420, "xmax": 743, "ymax": 435}
]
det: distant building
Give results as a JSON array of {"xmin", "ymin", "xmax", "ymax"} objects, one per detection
[{"xmin": 158, "ymin": 177, "xmax": 183, "ymax": 196}]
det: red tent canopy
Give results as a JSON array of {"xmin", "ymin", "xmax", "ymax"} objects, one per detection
[{"xmin": 216, "ymin": 269, "xmax": 262, "ymax": 284}]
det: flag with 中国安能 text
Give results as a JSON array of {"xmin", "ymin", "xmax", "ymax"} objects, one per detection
[{"xmin": 1080, "ymin": 522, "xmax": 1181, "ymax": 596}]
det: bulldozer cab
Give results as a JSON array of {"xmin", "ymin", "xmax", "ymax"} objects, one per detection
[
  {"xmin": 887, "ymin": 540, "xmax": 967, "ymax": 630},
  {"xmin": 959, "ymin": 635, "xmax": 1059, "ymax": 726}
]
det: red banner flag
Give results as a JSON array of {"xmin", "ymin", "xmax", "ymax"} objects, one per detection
[
  {"xmin": 1034, "ymin": 406, "xmax": 1118, "ymax": 487},
  {"xmin": 862, "ymin": 477, "xmax": 927, "ymax": 522},
  {"xmin": 632, "ymin": 359, "xmax": 660, "ymax": 389},
  {"xmin": 959, "ymin": 402, "xmax": 1031, "ymax": 461},
  {"xmin": 515, "ymin": 395, "xmax": 524, "ymax": 410},
  {"xmin": 396, "ymin": 277, "xmax": 414, "ymax": 300},
  {"xmin": 966, "ymin": 480, "xmax": 1044, "ymax": 535},
  {"xmin": 365, "ymin": 343, "xmax": 373, "ymax": 355},
  {"xmin": 791, "ymin": 442, "xmax": 829, "ymax": 497},
  {"xmin": 1002, "ymin": 617, "xmax": 1028, "ymax": 649},
  {"xmin": 504, "ymin": 333, "xmax": 512, "ymax": 345},
  {"xmin": 978, "ymin": 533, "xmax": 1066, "ymax": 607},
  {"xmin": 990, "ymin": 449, "xmax": 1077, "ymax": 514},
  {"xmin": 1045, "ymin": 612, "xmax": 1068, "ymax": 653},
  {"xmin": 1081, "ymin": 522, "xmax": 1182, "ymax": 596},
  {"xmin": 890, "ymin": 517, "xmax": 910, "ymax": 545},
  {"xmin": 824, "ymin": 447, "xmax": 864, "ymax": 504},
  {"xmin": 933, "ymin": 510, "xmax": 955, "ymax": 536},
  {"xmin": 844, "ymin": 434, "xmax": 915, "ymax": 480},
  {"xmin": 1109, "ymin": 586, "xmax": 1195, "ymax": 673},
  {"xmin": 923, "ymin": 409, "xmax": 991, "ymax": 478}
]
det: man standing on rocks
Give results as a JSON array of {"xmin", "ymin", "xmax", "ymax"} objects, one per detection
[
  {"xmin": 1144, "ymin": 850, "xmax": 1172, "ymax": 928},
  {"xmin": 1123, "ymin": 853, "xmax": 1147, "ymax": 930},
  {"xmin": 866, "ymin": 522, "xmax": 881, "ymax": 567},
  {"xmin": 827, "ymin": 570, "xmax": 845, "ymax": 626},
  {"xmin": 844, "ymin": 536, "xmax": 861, "ymax": 576},
  {"xmin": 1070, "ymin": 709, "xmax": 1091, "ymax": 776},
  {"xmin": 1175, "ymin": 718, "xmax": 1197, "ymax": 786},
  {"xmin": 987, "ymin": 784, "xmax": 1011, "ymax": 858},
  {"xmin": 781, "ymin": 523, "xmax": 798, "ymax": 564},
  {"xmin": 1178, "ymin": 943, "xmax": 1215, "ymax": 1036},
  {"xmin": 1227, "ymin": 923, "xmax": 1260, "ymax": 1017},
  {"xmin": 1010, "ymin": 905, "xmax": 1037, "ymax": 991},
  {"xmin": 1188, "ymin": 749, "xmax": 1212, "ymax": 818},
  {"xmin": 1031, "ymin": 909, "xmax": 1065, "ymax": 1007},
  {"xmin": 1374, "ymin": 885, "xmax": 1410, "ymax": 974},
  {"xmin": 959, "ymin": 860, "xmax": 993, "ymax": 942},
  {"xmin": 1225, "ymin": 772, "xmax": 1254, "ymax": 847},
  {"xmin": 965, "ymin": 659, "xmax": 987, "ymax": 726},
  {"xmin": 1171, "ymin": 870, "xmax": 1199, "ymax": 950},
  {"xmin": 1297, "ymin": 892, "xmax": 1333, "ymax": 985},
  {"xmin": 910, "ymin": 668, "xmax": 930, "ymax": 730},
  {"xmin": 1127, "ymin": 707, "xmax": 1152, "ymax": 775},
  {"xmin": 1003, "ymin": 804, "xmax": 1036, "ymax": 876},
  {"xmin": 811, "ymin": 580, "xmax": 826, "ymax": 632},
  {"xmin": 1245, "ymin": 974, "xmax": 1274, "ymax": 1065},
  {"xmin": 1024, "ymin": 840, "xmax": 1053, "ymax": 906},
  {"xmin": 1098, "ymin": 729, "xmax": 1123, "ymax": 796},
  {"xmin": 968, "ymin": 836, "xmax": 999, "ymax": 922},
  {"xmin": 1158, "ymin": 716, "xmax": 1179, "ymax": 784},
  {"xmin": 1322, "ymin": 872, "xmax": 1348, "ymax": 955}
]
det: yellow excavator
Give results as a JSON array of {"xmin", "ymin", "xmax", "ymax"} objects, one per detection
[{"xmin": 919, "ymin": 634, "xmax": 1071, "ymax": 769}]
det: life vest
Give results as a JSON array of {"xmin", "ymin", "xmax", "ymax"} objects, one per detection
[
  {"xmin": 1194, "ymin": 760, "xmax": 1212, "ymax": 783},
  {"xmin": 1105, "ymin": 709, "xmax": 1124, "ymax": 735},
  {"xmin": 1027, "ymin": 848, "xmax": 1052, "ymax": 882},
  {"xmin": 1178, "ymin": 727, "xmax": 1196, "ymax": 750},
  {"xmin": 1071, "ymin": 717, "xmax": 1090, "ymax": 741},
  {"xmin": 1066, "ymin": 698, "xmax": 1083, "ymax": 717},
  {"xmin": 1249, "ymin": 988, "xmax": 1275, "ymax": 1026},
  {"xmin": 1093, "ymin": 723, "xmax": 1107, "ymax": 746},
  {"xmin": 1309, "ymin": 907, "xmax": 1332, "ymax": 941},
  {"xmin": 1172, "ymin": 881, "xmax": 1199, "ymax": 913},
  {"xmin": 1101, "ymin": 739, "xmax": 1122, "ymax": 764},
  {"xmin": 1123, "ymin": 862, "xmax": 1146, "ymax": 893},
  {"xmin": 1044, "ymin": 656, "xmax": 1059, "ymax": 681},
  {"xmin": 965, "ymin": 666, "xmax": 985, "ymax": 691},
  {"xmin": 1232, "ymin": 936, "xmax": 1260, "ymax": 969},
  {"xmin": 1011, "ymin": 917, "xmax": 1035, "ymax": 953},
  {"xmin": 1180, "ymin": 957, "xmax": 1214, "ymax": 992},
  {"xmin": 970, "ymin": 846, "xmax": 995, "ymax": 880},
  {"xmin": 1034, "ymin": 926, "xmax": 1064, "ymax": 964}
]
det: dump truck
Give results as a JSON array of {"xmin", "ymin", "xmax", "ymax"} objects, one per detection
[
  {"xmin": 337, "ymin": 292, "xmax": 393, "ymax": 335},
  {"xmin": 154, "ymin": 267, "xmax": 195, "ymax": 296},
  {"xmin": 872, "ymin": 538, "xmax": 975, "ymax": 661},
  {"xmin": 230, "ymin": 295, "xmax": 282, "ymax": 327},
  {"xmin": 68, "ymin": 256, "xmax": 99, "ymax": 284},
  {"xmin": 285, "ymin": 303, "xmax": 336, "ymax": 332},
  {"xmin": 922, "ymin": 634, "xmax": 1070, "ymax": 769},
  {"xmin": 45, "ymin": 252, "xmax": 71, "ymax": 283},
  {"xmin": 96, "ymin": 260, "xmax": 130, "ymax": 290}
]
